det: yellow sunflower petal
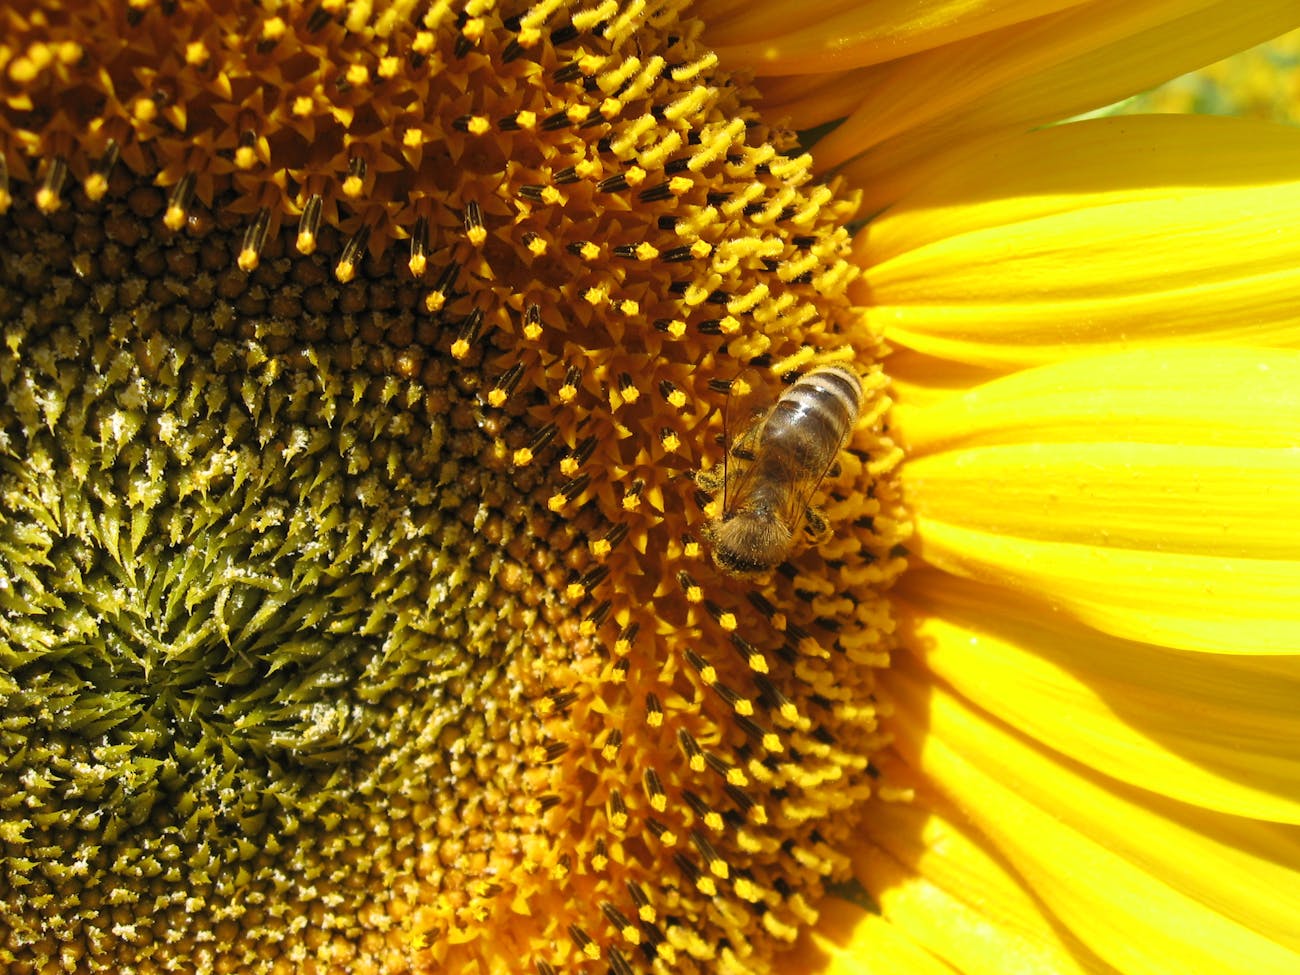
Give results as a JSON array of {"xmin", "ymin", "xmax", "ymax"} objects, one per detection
[
  {"xmin": 913, "ymin": 520, "xmax": 1300, "ymax": 654},
  {"xmin": 850, "ymin": 786, "xmax": 1113, "ymax": 975},
  {"xmin": 887, "ymin": 660, "xmax": 1300, "ymax": 973},
  {"xmin": 903, "ymin": 408, "xmax": 1300, "ymax": 558},
  {"xmin": 797, "ymin": 896, "xmax": 961, "ymax": 975},
  {"xmin": 855, "ymin": 115, "xmax": 1300, "ymax": 375},
  {"xmin": 894, "ymin": 347, "xmax": 1300, "ymax": 653},
  {"xmin": 821, "ymin": 1, "xmax": 1300, "ymax": 201},
  {"xmin": 896, "ymin": 347, "xmax": 1300, "ymax": 453},
  {"xmin": 894, "ymin": 568, "xmax": 1300, "ymax": 823},
  {"xmin": 702, "ymin": 0, "xmax": 1088, "ymax": 75},
  {"xmin": 879, "ymin": 350, "xmax": 1010, "ymax": 411}
]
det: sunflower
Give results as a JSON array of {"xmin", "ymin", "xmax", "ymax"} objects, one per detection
[{"xmin": 1, "ymin": 2, "xmax": 1298, "ymax": 974}]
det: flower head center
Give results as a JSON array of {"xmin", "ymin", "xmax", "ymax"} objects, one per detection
[{"xmin": 0, "ymin": 2, "xmax": 910, "ymax": 972}]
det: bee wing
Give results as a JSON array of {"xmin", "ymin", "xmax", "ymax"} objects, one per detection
[
  {"xmin": 721, "ymin": 368, "xmax": 776, "ymax": 512},
  {"xmin": 778, "ymin": 447, "xmax": 837, "ymax": 533},
  {"xmin": 779, "ymin": 388, "xmax": 859, "ymax": 533}
]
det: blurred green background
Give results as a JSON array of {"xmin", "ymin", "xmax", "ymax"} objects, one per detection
[{"xmin": 1105, "ymin": 26, "xmax": 1300, "ymax": 122}]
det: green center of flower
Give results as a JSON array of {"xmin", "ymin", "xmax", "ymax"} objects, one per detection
[{"xmin": 0, "ymin": 180, "xmax": 597, "ymax": 974}]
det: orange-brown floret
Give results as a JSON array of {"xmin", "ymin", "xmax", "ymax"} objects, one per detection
[{"xmin": 0, "ymin": 2, "xmax": 910, "ymax": 973}]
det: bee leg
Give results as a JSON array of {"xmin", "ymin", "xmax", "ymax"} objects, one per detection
[
  {"xmin": 693, "ymin": 466, "xmax": 725, "ymax": 495},
  {"xmin": 803, "ymin": 506, "xmax": 831, "ymax": 544}
]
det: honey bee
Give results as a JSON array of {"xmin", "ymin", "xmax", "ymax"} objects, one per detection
[{"xmin": 701, "ymin": 364, "xmax": 864, "ymax": 576}]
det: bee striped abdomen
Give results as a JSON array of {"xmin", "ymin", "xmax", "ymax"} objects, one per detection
[{"xmin": 761, "ymin": 366, "xmax": 862, "ymax": 468}]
